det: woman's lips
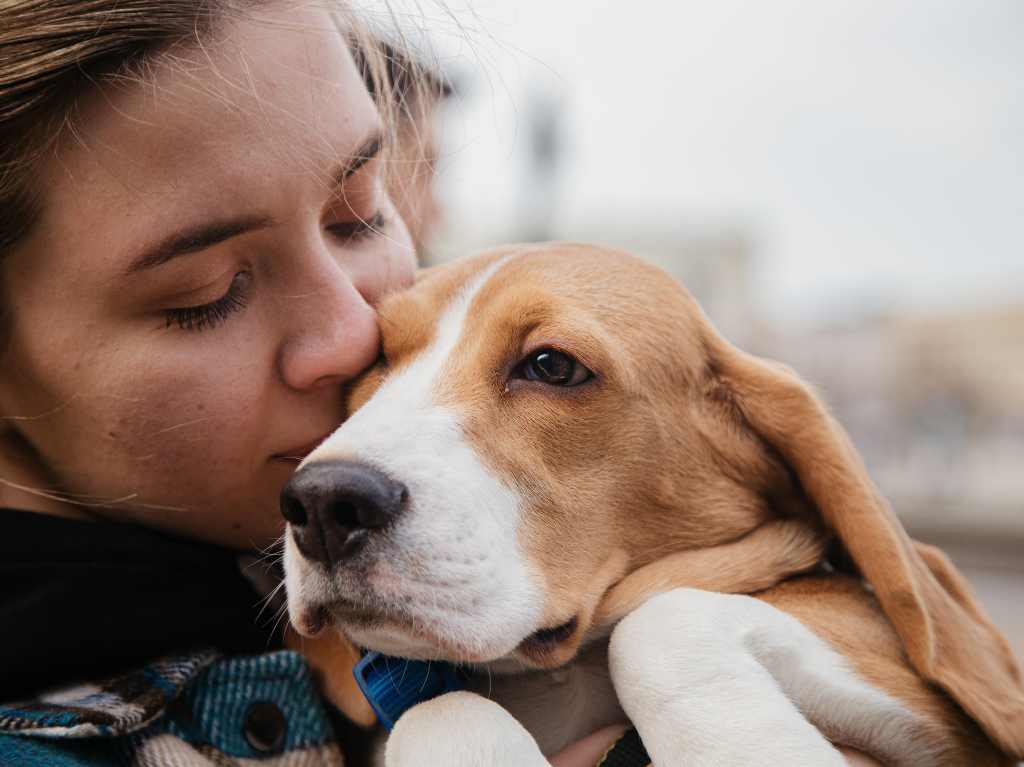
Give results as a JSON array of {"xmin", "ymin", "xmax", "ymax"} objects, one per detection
[{"xmin": 272, "ymin": 433, "xmax": 334, "ymax": 462}]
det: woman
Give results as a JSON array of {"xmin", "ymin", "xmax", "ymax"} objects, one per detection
[{"xmin": 0, "ymin": 1, "xmax": 880, "ymax": 764}]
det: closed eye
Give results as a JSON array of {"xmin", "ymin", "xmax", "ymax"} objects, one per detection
[
  {"xmin": 164, "ymin": 270, "xmax": 251, "ymax": 332},
  {"xmin": 328, "ymin": 211, "xmax": 389, "ymax": 244}
]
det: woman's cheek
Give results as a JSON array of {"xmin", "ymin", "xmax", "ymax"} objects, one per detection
[
  {"xmin": 356, "ymin": 217, "xmax": 416, "ymax": 302},
  {"xmin": 94, "ymin": 340, "xmax": 267, "ymax": 488}
]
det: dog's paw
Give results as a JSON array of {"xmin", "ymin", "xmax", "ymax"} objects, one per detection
[
  {"xmin": 609, "ymin": 589, "xmax": 849, "ymax": 767},
  {"xmin": 385, "ymin": 691, "xmax": 549, "ymax": 767}
]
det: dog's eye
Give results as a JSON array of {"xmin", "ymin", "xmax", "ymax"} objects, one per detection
[{"xmin": 520, "ymin": 349, "xmax": 592, "ymax": 386}]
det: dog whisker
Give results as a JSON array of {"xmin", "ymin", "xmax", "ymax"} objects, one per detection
[{"xmin": 254, "ymin": 579, "xmax": 288, "ymax": 625}]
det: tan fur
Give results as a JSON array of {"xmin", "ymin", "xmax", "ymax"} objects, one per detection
[
  {"xmin": 704, "ymin": 325, "xmax": 1024, "ymax": 759},
  {"xmin": 411, "ymin": 248, "xmax": 791, "ymax": 657},
  {"xmin": 302, "ymin": 243, "xmax": 1023, "ymax": 764},
  {"xmin": 758, "ymin": 577, "xmax": 1008, "ymax": 766},
  {"xmin": 285, "ymin": 626, "xmax": 377, "ymax": 728},
  {"xmin": 594, "ymin": 518, "xmax": 828, "ymax": 626}
]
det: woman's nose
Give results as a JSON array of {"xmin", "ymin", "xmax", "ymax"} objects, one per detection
[{"xmin": 277, "ymin": 268, "xmax": 380, "ymax": 391}]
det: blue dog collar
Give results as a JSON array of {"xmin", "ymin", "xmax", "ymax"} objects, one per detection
[
  {"xmin": 353, "ymin": 651, "xmax": 467, "ymax": 731},
  {"xmin": 353, "ymin": 652, "xmax": 652, "ymax": 766}
]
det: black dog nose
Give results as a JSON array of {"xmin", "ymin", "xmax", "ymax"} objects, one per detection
[{"xmin": 280, "ymin": 460, "xmax": 408, "ymax": 567}]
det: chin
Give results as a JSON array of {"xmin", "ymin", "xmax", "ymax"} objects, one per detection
[{"xmin": 337, "ymin": 612, "xmax": 529, "ymax": 665}]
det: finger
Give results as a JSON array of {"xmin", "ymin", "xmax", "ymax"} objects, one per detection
[
  {"xmin": 548, "ymin": 724, "xmax": 630, "ymax": 767},
  {"xmin": 837, "ymin": 746, "xmax": 885, "ymax": 766}
]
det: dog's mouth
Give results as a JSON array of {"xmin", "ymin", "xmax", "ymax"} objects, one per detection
[
  {"xmin": 314, "ymin": 597, "xmax": 514, "ymax": 662},
  {"xmin": 516, "ymin": 616, "xmax": 581, "ymax": 666},
  {"xmin": 305, "ymin": 593, "xmax": 583, "ymax": 667}
]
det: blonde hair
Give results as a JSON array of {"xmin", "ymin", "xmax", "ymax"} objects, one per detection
[{"xmin": 0, "ymin": 0, "xmax": 435, "ymax": 339}]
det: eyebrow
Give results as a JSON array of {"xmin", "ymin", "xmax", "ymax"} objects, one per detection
[
  {"xmin": 331, "ymin": 132, "xmax": 383, "ymax": 190},
  {"xmin": 125, "ymin": 215, "xmax": 275, "ymax": 275},
  {"xmin": 125, "ymin": 132, "xmax": 385, "ymax": 275}
]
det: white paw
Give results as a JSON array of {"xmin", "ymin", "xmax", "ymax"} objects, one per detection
[
  {"xmin": 385, "ymin": 691, "xmax": 549, "ymax": 767},
  {"xmin": 609, "ymin": 588, "xmax": 849, "ymax": 767}
]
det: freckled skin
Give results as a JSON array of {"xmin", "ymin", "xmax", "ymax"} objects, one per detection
[{"xmin": 0, "ymin": 6, "xmax": 415, "ymax": 549}]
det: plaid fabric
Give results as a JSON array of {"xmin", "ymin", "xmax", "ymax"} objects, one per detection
[{"xmin": 0, "ymin": 650, "xmax": 346, "ymax": 766}]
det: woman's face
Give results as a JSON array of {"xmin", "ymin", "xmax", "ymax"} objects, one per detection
[{"xmin": 0, "ymin": 6, "xmax": 415, "ymax": 548}]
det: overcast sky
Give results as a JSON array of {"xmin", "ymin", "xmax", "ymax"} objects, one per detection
[{"xmin": 390, "ymin": 0, "xmax": 1023, "ymax": 324}]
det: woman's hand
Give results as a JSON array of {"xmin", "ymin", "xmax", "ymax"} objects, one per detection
[
  {"xmin": 837, "ymin": 746, "xmax": 886, "ymax": 766},
  {"xmin": 548, "ymin": 725, "xmax": 630, "ymax": 766},
  {"xmin": 548, "ymin": 726, "xmax": 885, "ymax": 766}
]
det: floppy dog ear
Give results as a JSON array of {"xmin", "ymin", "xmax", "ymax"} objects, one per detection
[{"xmin": 702, "ymin": 329, "xmax": 1024, "ymax": 759}]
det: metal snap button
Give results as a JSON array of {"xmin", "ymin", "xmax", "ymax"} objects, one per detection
[{"xmin": 243, "ymin": 700, "xmax": 287, "ymax": 754}]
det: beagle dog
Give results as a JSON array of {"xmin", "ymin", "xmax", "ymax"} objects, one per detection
[{"xmin": 281, "ymin": 243, "xmax": 1024, "ymax": 766}]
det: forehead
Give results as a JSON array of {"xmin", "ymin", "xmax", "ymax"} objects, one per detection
[
  {"xmin": 21, "ymin": 6, "xmax": 376, "ymax": 280},
  {"xmin": 379, "ymin": 245, "xmax": 704, "ymax": 362}
]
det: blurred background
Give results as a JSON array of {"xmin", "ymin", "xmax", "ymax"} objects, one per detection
[{"xmin": 366, "ymin": 0, "xmax": 1023, "ymax": 655}]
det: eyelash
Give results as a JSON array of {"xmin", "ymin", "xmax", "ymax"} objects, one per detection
[
  {"xmin": 165, "ymin": 271, "xmax": 251, "ymax": 333},
  {"xmin": 164, "ymin": 211, "xmax": 388, "ymax": 333},
  {"xmin": 328, "ymin": 210, "xmax": 389, "ymax": 243}
]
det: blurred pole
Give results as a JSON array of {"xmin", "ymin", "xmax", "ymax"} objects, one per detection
[{"xmin": 517, "ymin": 86, "xmax": 564, "ymax": 242}]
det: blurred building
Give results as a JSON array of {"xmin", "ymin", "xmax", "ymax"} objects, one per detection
[
  {"xmin": 766, "ymin": 304, "xmax": 1024, "ymax": 540},
  {"xmin": 754, "ymin": 303, "xmax": 1024, "ymax": 657}
]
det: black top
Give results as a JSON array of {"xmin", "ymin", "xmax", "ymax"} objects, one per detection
[{"xmin": 0, "ymin": 508, "xmax": 280, "ymax": 702}]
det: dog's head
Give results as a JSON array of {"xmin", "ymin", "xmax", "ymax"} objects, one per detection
[{"xmin": 282, "ymin": 243, "xmax": 1023, "ymax": 755}]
